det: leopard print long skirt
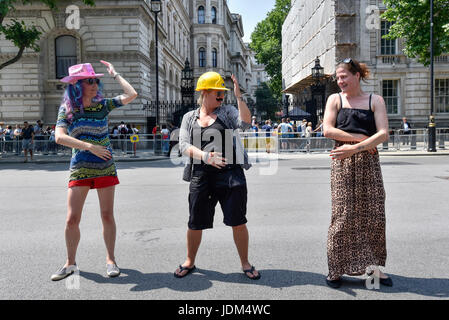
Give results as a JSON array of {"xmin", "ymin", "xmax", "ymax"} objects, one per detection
[{"xmin": 327, "ymin": 142, "xmax": 387, "ymax": 280}]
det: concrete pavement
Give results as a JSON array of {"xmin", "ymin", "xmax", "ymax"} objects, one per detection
[{"xmin": 0, "ymin": 153, "xmax": 448, "ymax": 300}]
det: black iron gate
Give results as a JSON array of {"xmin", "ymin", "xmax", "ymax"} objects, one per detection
[{"xmin": 143, "ymin": 101, "xmax": 198, "ymax": 130}]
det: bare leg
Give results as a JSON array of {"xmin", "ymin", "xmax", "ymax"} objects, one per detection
[
  {"xmin": 232, "ymin": 224, "xmax": 259, "ymax": 279},
  {"xmin": 64, "ymin": 186, "xmax": 90, "ymax": 267},
  {"xmin": 97, "ymin": 185, "xmax": 117, "ymax": 265},
  {"xmin": 175, "ymin": 229, "xmax": 202, "ymax": 277}
]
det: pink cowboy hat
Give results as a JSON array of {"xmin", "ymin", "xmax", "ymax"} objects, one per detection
[{"xmin": 60, "ymin": 63, "xmax": 104, "ymax": 84}]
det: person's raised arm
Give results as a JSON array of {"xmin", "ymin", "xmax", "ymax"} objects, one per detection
[
  {"xmin": 231, "ymin": 74, "xmax": 251, "ymax": 125},
  {"xmin": 100, "ymin": 60, "xmax": 138, "ymax": 105}
]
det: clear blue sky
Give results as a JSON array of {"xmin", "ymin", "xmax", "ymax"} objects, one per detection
[{"xmin": 227, "ymin": 0, "xmax": 277, "ymax": 43}]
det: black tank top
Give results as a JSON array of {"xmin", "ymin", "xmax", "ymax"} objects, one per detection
[
  {"xmin": 336, "ymin": 93, "xmax": 377, "ymax": 137},
  {"xmin": 192, "ymin": 117, "xmax": 237, "ymax": 172}
]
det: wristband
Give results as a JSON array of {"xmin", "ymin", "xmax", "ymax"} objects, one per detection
[{"xmin": 113, "ymin": 73, "xmax": 121, "ymax": 80}]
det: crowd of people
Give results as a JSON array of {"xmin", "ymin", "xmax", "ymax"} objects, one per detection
[
  {"xmin": 249, "ymin": 117, "xmax": 323, "ymax": 138},
  {"xmin": 110, "ymin": 121, "xmax": 140, "ymax": 153},
  {"xmin": 0, "ymin": 119, "xmax": 147, "ymax": 160},
  {"xmin": 0, "ymin": 120, "xmax": 57, "ymax": 161},
  {"xmin": 247, "ymin": 117, "xmax": 324, "ymax": 152}
]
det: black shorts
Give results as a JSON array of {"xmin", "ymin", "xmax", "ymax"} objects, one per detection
[{"xmin": 188, "ymin": 166, "xmax": 248, "ymax": 230}]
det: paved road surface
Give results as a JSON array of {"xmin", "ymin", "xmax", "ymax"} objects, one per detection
[{"xmin": 1, "ymin": 153, "xmax": 448, "ymax": 300}]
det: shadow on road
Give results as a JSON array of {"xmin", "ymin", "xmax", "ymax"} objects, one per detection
[{"xmin": 80, "ymin": 268, "xmax": 449, "ymax": 298}]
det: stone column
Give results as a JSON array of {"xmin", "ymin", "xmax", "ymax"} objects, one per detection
[
  {"xmin": 193, "ymin": 0, "xmax": 197, "ymax": 23},
  {"xmin": 206, "ymin": 0, "xmax": 211, "ymax": 24},
  {"xmin": 219, "ymin": 39, "xmax": 224, "ymax": 70},
  {"xmin": 207, "ymin": 36, "xmax": 212, "ymax": 68},
  {"xmin": 218, "ymin": 0, "xmax": 223, "ymax": 25},
  {"xmin": 193, "ymin": 37, "xmax": 198, "ymax": 67}
]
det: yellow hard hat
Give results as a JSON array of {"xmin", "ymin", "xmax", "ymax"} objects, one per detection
[{"xmin": 195, "ymin": 71, "xmax": 230, "ymax": 91}]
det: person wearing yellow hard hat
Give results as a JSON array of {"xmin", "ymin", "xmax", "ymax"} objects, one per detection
[{"xmin": 175, "ymin": 72, "xmax": 260, "ymax": 280}]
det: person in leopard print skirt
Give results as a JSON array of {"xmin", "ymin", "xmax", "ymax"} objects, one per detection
[{"xmin": 322, "ymin": 58, "xmax": 393, "ymax": 288}]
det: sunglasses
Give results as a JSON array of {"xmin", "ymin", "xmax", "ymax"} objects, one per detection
[
  {"xmin": 216, "ymin": 91, "xmax": 225, "ymax": 98},
  {"xmin": 341, "ymin": 58, "xmax": 359, "ymax": 71},
  {"xmin": 83, "ymin": 78, "xmax": 100, "ymax": 85}
]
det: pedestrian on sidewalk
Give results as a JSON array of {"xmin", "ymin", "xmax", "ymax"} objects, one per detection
[
  {"xmin": 261, "ymin": 120, "xmax": 273, "ymax": 153},
  {"xmin": 322, "ymin": 58, "xmax": 392, "ymax": 289},
  {"xmin": 0, "ymin": 122, "xmax": 4, "ymax": 154},
  {"xmin": 118, "ymin": 121, "xmax": 128, "ymax": 154},
  {"xmin": 13, "ymin": 124, "xmax": 22, "ymax": 155},
  {"xmin": 161, "ymin": 124, "xmax": 170, "ymax": 155},
  {"xmin": 305, "ymin": 122, "xmax": 312, "ymax": 153},
  {"xmin": 21, "ymin": 121, "xmax": 34, "ymax": 162},
  {"xmin": 400, "ymin": 117, "xmax": 412, "ymax": 145},
  {"xmin": 176, "ymin": 71, "xmax": 260, "ymax": 280},
  {"xmin": 34, "ymin": 120, "xmax": 44, "ymax": 153},
  {"xmin": 51, "ymin": 61, "xmax": 137, "ymax": 281},
  {"xmin": 4, "ymin": 125, "xmax": 13, "ymax": 153}
]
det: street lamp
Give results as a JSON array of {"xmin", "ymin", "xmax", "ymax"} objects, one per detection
[
  {"xmin": 283, "ymin": 95, "xmax": 290, "ymax": 118},
  {"xmin": 151, "ymin": 0, "xmax": 162, "ymax": 127},
  {"xmin": 311, "ymin": 57, "xmax": 325, "ymax": 126},
  {"xmin": 181, "ymin": 58, "xmax": 194, "ymax": 108},
  {"xmin": 311, "ymin": 56, "xmax": 324, "ymax": 81},
  {"xmin": 428, "ymin": 0, "xmax": 436, "ymax": 152},
  {"xmin": 151, "ymin": 0, "xmax": 162, "ymax": 154}
]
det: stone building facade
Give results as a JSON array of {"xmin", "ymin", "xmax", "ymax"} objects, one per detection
[
  {"xmin": 282, "ymin": 0, "xmax": 449, "ymax": 129},
  {"xmin": 0, "ymin": 0, "xmax": 263, "ymax": 131}
]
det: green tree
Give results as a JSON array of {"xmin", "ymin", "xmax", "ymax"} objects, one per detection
[
  {"xmin": 0, "ymin": 0, "xmax": 96, "ymax": 70},
  {"xmin": 381, "ymin": 0, "xmax": 449, "ymax": 66},
  {"xmin": 255, "ymin": 82, "xmax": 278, "ymax": 120},
  {"xmin": 250, "ymin": 0, "xmax": 291, "ymax": 102}
]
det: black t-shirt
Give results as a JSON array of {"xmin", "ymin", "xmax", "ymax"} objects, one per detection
[
  {"xmin": 22, "ymin": 126, "xmax": 34, "ymax": 139},
  {"xmin": 192, "ymin": 117, "xmax": 237, "ymax": 172}
]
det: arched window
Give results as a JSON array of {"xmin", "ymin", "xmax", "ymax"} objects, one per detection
[
  {"xmin": 55, "ymin": 35, "xmax": 77, "ymax": 79},
  {"xmin": 198, "ymin": 6, "xmax": 205, "ymax": 24},
  {"xmin": 211, "ymin": 7, "xmax": 217, "ymax": 24},
  {"xmin": 199, "ymin": 48, "xmax": 206, "ymax": 67},
  {"xmin": 212, "ymin": 48, "xmax": 218, "ymax": 67}
]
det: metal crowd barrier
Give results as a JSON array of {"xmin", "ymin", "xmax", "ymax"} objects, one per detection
[
  {"xmin": 1, "ymin": 128, "xmax": 448, "ymax": 158},
  {"xmin": 0, "ymin": 138, "xmax": 71, "ymax": 157}
]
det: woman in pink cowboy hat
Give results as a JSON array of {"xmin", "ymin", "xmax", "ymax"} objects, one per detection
[{"xmin": 51, "ymin": 61, "xmax": 137, "ymax": 281}]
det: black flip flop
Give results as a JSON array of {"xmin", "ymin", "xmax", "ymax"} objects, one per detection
[
  {"xmin": 174, "ymin": 265, "xmax": 196, "ymax": 278},
  {"xmin": 243, "ymin": 266, "xmax": 261, "ymax": 280}
]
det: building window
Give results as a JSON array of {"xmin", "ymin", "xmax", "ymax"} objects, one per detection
[
  {"xmin": 199, "ymin": 47, "xmax": 206, "ymax": 67},
  {"xmin": 436, "ymin": 79, "xmax": 449, "ymax": 113},
  {"xmin": 380, "ymin": 20, "xmax": 396, "ymax": 55},
  {"xmin": 382, "ymin": 80, "xmax": 399, "ymax": 114},
  {"xmin": 198, "ymin": 6, "xmax": 205, "ymax": 24},
  {"xmin": 55, "ymin": 35, "xmax": 77, "ymax": 79},
  {"xmin": 212, "ymin": 48, "xmax": 217, "ymax": 67},
  {"xmin": 211, "ymin": 7, "xmax": 217, "ymax": 24}
]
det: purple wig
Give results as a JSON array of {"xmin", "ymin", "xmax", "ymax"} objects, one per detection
[{"xmin": 61, "ymin": 80, "xmax": 104, "ymax": 123}]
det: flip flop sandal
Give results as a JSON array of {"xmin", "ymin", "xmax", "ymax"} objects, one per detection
[
  {"xmin": 243, "ymin": 266, "xmax": 261, "ymax": 280},
  {"xmin": 174, "ymin": 265, "xmax": 196, "ymax": 278}
]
